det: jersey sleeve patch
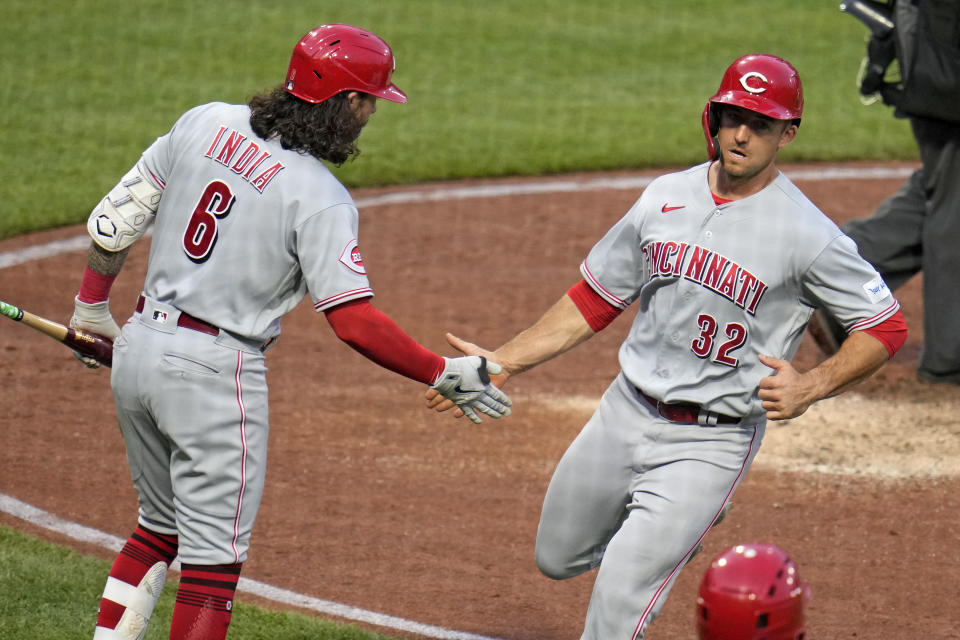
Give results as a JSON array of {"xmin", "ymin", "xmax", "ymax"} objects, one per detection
[
  {"xmin": 339, "ymin": 239, "xmax": 366, "ymax": 274},
  {"xmin": 862, "ymin": 276, "xmax": 890, "ymax": 303}
]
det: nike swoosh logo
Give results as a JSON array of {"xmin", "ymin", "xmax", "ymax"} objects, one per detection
[{"xmin": 661, "ymin": 204, "xmax": 685, "ymax": 213}]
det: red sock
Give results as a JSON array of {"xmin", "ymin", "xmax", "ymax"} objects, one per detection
[
  {"xmin": 97, "ymin": 525, "xmax": 178, "ymax": 629},
  {"xmin": 169, "ymin": 563, "xmax": 242, "ymax": 640}
]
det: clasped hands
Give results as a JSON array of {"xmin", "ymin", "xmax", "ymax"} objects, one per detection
[{"xmin": 427, "ymin": 333, "xmax": 510, "ymax": 423}]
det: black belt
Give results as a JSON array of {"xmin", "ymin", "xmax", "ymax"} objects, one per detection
[
  {"xmin": 136, "ymin": 295, "xmax": 219, "ymax": 337},
  {"xmin": 637, "ymin": 388, "xmax": 740, "ymax": 426}
]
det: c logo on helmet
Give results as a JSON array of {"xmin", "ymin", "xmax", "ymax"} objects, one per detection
[{"xmin": 739, "ymin": 71, "xmax": 769, "ymax": 94}]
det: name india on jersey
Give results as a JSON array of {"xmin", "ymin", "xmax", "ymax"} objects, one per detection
[{"xmin": 203, "ymin": 126, "xmax": 286, "ymax": 193}]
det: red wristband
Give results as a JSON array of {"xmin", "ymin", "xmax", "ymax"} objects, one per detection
[{"xmin": 77, "ymin": 266, "xmax": 117, "ymax": 303}]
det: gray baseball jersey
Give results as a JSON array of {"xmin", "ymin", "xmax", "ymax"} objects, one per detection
[
  {"xmin": 581, "ymin": 161, "xmax": 899, "ymax": 421},
  {"xmin": 113, "ymin": 102, "xmax": 374, "ymax": 564},
  {"xmin": 140, "ymin": 102, "xmax": 373, "ymax": 343},
  {"xmin": 536, "ymin": 161, "xmax": 899, "ymax": 639}
]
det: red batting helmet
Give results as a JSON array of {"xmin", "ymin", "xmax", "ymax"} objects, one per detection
[
  {"xmin": 696, "ymin": 543, "xmax": 811, "ymax": 640},
  {"xmin": 702, "ymin": 54, "xmax": 804, "ymax": 159},
  {"xmin": 284, "ymin": 24, "xmax": 407, "ymax": 104}
]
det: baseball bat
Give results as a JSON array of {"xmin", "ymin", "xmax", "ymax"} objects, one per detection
[
  {"xmin": 0, "ymin": 299, "xmax": 113, "ymax": 367},
  {"xmin": 839, "ymin": 0, "xmax": 895, "ymax": 38}
]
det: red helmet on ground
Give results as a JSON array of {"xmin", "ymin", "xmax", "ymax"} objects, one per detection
[
  {"xmin": 702, "ymin": 54, "xmax": 803, "ymax": 159},
  {"xmin": 696, "ymin": 543, "xmax": 811, "ymax": 640},
  {"xmin": 284, "ymin": 24, "xmax": 407, "ymax": 104}
]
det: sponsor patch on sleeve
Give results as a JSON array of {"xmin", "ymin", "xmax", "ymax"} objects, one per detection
[
  {"xmin": 339, "ymin": 239, "xmax": 366, "ymax": 274},
  {"xmin": 862, "ymin": 276, "xmax": 890, "ymax": 303}
]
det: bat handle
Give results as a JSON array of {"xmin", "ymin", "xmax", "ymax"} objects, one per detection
[{"xmin": 65, "ymin": 328, "xmax": 114, "ymax": 368}]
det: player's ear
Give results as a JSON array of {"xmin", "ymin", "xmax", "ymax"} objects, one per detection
[
  {"xmin": 777, "ymin": 122, "xmax": 798, "ymax": 149},
  {"xmin": 344, "ymin": 91, "xmax": 364, "ymax": 118}
]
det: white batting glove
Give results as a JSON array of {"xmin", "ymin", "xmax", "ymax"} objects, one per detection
[
  {"xmin": 430, "ymin": 356, "xmax": 512, "ymax": 424},
  {"xmin": 70, "ymin": 296, "xmax": 120, "ymax": 369}
]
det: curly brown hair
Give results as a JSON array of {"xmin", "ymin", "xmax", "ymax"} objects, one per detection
[{"xmin": 248, "ymin": 87, "xmax": 363, "ymax": 166}]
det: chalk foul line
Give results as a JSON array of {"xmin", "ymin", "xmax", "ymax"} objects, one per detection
[
  {"xmin": 0, "ymin": 165, "xmax": 915, "ymax": 270},
  {"xmin": 0, "ymin": 493, "xmax": 509, "ymax": 640}
]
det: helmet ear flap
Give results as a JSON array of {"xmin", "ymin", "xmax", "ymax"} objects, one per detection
[{"xmin": 702, "ymin": 102, "xmax": 720, "ymax": 160}]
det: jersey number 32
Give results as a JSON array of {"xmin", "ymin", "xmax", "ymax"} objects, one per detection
[{"xmin": 691, "ymin": 314, "xmax": 747, "ymax": 367}]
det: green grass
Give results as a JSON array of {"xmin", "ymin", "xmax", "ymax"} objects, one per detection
[
  {"xmin": 0, "ymin": 0, "xmax": 915, "ymax": 239},
  {"xmin": 0, "ymin": 525, "xmax": 404, "ymax": 639}
]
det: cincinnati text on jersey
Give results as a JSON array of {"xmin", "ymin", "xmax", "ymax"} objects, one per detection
[
  {"xmin": 642, "ymin": 240, "xmax": 768, "ymax": 315},
  {"xmin": 203, "ymin": 126, "xmax": 285, "ymax": 193}
]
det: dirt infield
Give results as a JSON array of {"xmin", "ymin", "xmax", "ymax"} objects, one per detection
[{"xmin": 1, "ymin": 163, "xmax": 958, "ymax": 639}]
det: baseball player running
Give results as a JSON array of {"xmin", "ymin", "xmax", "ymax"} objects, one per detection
[
  {"xmin": 428, "ymin": 54, "xmax": 906, "ymax": 639},
  {"xmin": 69, "ymin": 24, "xmax": 510, "ymax": 640}
]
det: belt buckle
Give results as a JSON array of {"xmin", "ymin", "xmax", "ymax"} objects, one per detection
[{"xmin": 697, "ymin": 407, "xmax": 720, "ymax": 427}]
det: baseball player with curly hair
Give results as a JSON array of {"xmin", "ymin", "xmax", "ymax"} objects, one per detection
[
  {"xmin": 69, "ymin": 24, "xmax": 510, "ymax": 640},
  {"xmin": 428, "ymin": 54, "xmax": 906, "ymax": 639}
]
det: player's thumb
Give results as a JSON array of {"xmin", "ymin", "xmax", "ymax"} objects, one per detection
[
  {"xmin": 757, "ymin": 353, "xmax": 785, "ymax": 371},
  {"xmin": 445, "ymin": 332, "xmax": 480, "ymax": 356}
]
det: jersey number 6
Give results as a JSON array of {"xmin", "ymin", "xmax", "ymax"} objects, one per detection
[
  {"xmin": 182, "ymin": 180, "xmax": 236, "ymax": 263},
  {"xmin": 691, "ymin": 313, "xmax": 747, "ymax": 367}
]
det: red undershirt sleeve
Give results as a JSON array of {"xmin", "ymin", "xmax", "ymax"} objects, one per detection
[
  {"xmin": 324, "ymin": 298, "xmax": 445, "ymax": 385},
  {"xmin": 566, "ymin": 280, "xmax": 624, "ymax": 332},
  {"xmin": 859, "ymin": 308, "xmax": 907, "ymax": 358}
]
